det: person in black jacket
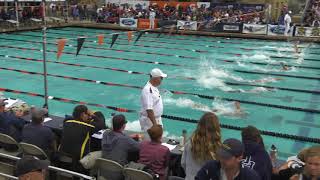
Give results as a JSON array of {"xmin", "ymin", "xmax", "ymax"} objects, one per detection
[
  {"xmin": 241, "ymin": 126, "xmax": 273, "ymax": 180},
  {"xmin": 196, "ymin": 138, "xmax": 261, "ymax": 180}
]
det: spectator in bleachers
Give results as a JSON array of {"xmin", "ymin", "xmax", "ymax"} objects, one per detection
[
  {"xmin": 91, "ymin": 111, "xmax": 108, "ymax": 132},
  {"xmin": 195, "ymin": 138, "xmax": 261, "ymax": 180},
  {"xmin": 241, "ymin": 126, "xmax": 272, "ymax": 180},
  {"xmin": 102, "ymin": 114, "xmax": 140, "ymax": 165},
  {"xmin": 22, "ymin": 108, "xmax": 56, "ymax": 158},
  {"xmin": 16, "ymin": 155, "xmax": 49, "ymax": 180},
  {"xmin": 0, "ymin": 99, "xmax": 26, "ymax": 143},
  {"xmin": 138, "ymin": 125, "xmax": 169, "ymax": 180},
  {"xmin": 274, "ymin": 146, "xmax": 320, "ymax": 180},
  {"xmin": 181, "ymin": 112, "xmax": 222, "ymax": 180},
  {"xmin": 59, "ymin": 105, "xmax": 95, "ymax": 160}
]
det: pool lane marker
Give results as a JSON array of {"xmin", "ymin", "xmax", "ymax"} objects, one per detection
[
  {"xmin": 2, "ymin": 54, "xmax": 320, "ymax": 95},
  {"xmin": 2, "ymin": 36, "xmax": 319, "ymax": 64},
  {"xmin": 2, "ymin": 44, "xmax": 320, "ymax": 82},
  {"xmin": 0, "ymin": 86, "xmax": 320, "ymax": 144},
  {"xmin": 1, "ymin": 66, "xmax": 320, "ymax": 114},
  {"xmin": 49, "ymin": 29, "xmax": 315, "ymax": 50},
  {"xmin": 1, "ymin": 36, "xmax": 319, "ymax": 71},
  {"xmin": 234, "ymin": 70, "xmax": 320, "ymax": 81},
  {"xmin": 49, "ymin": 29, "xmax": 320, "ymax": 53},
  {"xmin": 222, "ymin": 59, "xmax": 320, "ymax": 71},
  {"xmin": 0, "ymin": 45, "xmax": 185, "ymax": 67},
  {"xmin": 0, "ymin": 37, "xmax": 199, "ymax": 60},
  {"xmin": 11, "ymin": 33, "xmax": 320, "ymax": 62}
]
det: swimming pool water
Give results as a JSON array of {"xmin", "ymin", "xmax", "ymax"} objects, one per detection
[{"xmin": 0, "ymin": 27, "xmax": 319, "ymax": 159}]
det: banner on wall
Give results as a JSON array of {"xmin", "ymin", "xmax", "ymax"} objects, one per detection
[
  {"xmin": 242, "ymin": 24, "xmax": 267, "ymax": 35},
  {"xmin": 267, "ymin": 24, "xmax": 293, "ymax": 36},
  {"xmin": 295, "ymin": 26, "xmax": 320, "ymax": 37},
  {"xmin": 221, "ymin": 23, "xmax": 243, "ymax": 33},
  {"xmin": 137, "ymin": 18, "xmax": 159, "ymax": 29},
  {"xmin": 119, "ymin": 18, "xmax": 138, "ymax": 28},
  {"xmin": 177, "ymin": 21, "xmax": 197, "ymax": 30},
  {"xmin": 197, "ymin": 2, "xmax": 210, "ymax": 9}
]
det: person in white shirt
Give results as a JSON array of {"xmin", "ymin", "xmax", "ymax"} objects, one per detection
[
  {"xmin": 140, "ymin": 68, "xmax": 167, "ymax": 135},
  {"xmin": 149, "ymin": 9, "xmax": 156, "ymax": 29},
  {"xmin": 284, "ymin": 11, "xmax": 292, "ymax": 36}
]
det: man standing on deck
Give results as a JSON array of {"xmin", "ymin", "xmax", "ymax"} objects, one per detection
[
  {"xmin": 284, "ymin": 11, "xmax": 292, "ymax": 36},
  {"xmin": 139, "ymin": 68, "xmax": 167, "ymax": 138},
  {"xmin": 149, "ymin": 9, "xmax": 156, "ymax": 29}
]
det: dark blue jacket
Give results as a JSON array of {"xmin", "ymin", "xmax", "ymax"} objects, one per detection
[
  {"xmin": 241, "ymin": 141, "xmax": 272, "ymax": 180},
  {"xmin": 0, "ymin": 112, "xmax": 26, "ymax": 141},
  {"xmin": 195, "ymin": 160, "xmax": 261, "ymax": 180}
]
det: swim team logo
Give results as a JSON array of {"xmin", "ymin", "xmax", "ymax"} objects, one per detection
[{"xmin": 121, "ymin": 18, "xmax": 136, "ymax": 26}]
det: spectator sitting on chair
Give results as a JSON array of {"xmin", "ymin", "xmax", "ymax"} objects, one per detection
[
  {"xmin": 22, "ymin": 108, "xmax": 56, "ymax": 159},
  {"xmin": 16, "ymin": 155, "xmax": 50, "ymax": 180},
  {"xmin": 273, "ymin": 146, "xmax": 320, "ymax": 180},
  {"xmin": 195, "ymin": 138, "xmax": 261, "ymax": 180},
  {"xmin": 102, "ymin": 114, "xmax": 140, "ymax": 165},
  {"xmin": 241, "ymin": 126, "xmax": 272, "ymax": 180},
  {"xmin": 59, "ymin": 105, "xmax": 95, "ymax": 161},
  {"xmin": 0, "ymin": 99, "xmax": 26, "ymax": 143},
  {"xmin": 181, "ymin": 112, "xmax": 222, "ymax": 180},
  {"xmin": 138, "ymin": 125, "xmax": 170, "ymax": 180}
]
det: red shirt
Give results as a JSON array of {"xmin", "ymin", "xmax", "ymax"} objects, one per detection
[{"xmin": 138, "ymin": 141, "xmax": 170, "ymax": 180}]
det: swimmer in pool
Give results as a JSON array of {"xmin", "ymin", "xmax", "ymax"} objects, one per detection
[
  {"xmin": 280, "ymin": 62, "xmax": 290, "ymax": 71},
  {"xmin": 212, "ymin": 101, "xmax": 247, "ymax": 117},
  {"xmin": 294, "ymin": 41, "xmax": 301, "ymax": 54},
  {"xmin": 254, "ymin": 77, "xmax": 282, "ymax": 83}
]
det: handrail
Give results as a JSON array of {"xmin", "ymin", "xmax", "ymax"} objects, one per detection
[
  {"xmin": 0, "ymin": 172, "xmax": 18, "ymax": 180},
  {"xmin": 0, "ymin": 153, "xmax": 95, "ymax": 180}
]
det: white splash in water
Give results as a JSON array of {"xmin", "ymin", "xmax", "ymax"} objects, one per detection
[{"xmin": 164, "ymin": 97, "xmax": 211, "ymax": 112}]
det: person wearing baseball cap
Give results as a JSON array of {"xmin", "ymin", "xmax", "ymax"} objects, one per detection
[
  {"xmin": 16, "ymin": 155, "xmax": 49, "ymax": 180},
  {"xmin": 195, "ymin": 138, "xmax": 261, "ymax": 180},
  {"xmin": 139, "ymin": 68, "xmax": 167, "ymax": 137}
]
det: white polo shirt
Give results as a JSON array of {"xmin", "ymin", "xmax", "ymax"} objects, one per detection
[{"xmin": 139, "ymin": 81, "xmax": 163, "ymax": 131}]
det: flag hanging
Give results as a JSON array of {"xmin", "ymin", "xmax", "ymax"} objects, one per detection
[
  {"xmin": 134, "ymin": 31, "xmax": 144, "ymax": 43},
  {"xmin": 76, "ymin": 37, "xmax": 86, "ymax": 56},
  {"xmin": 110, "ymin": 34, "xmax": 119, "ymax": 48},
  {"xmin": 57, "ymin": 39, "xmax": 67, "ymax": 60},
  {"xmin": 97, "ymin": 34, "xmax": 104, "ymax": 45},
  {"xmin": 127, "ymin": 31, "xmax": 133, "ymax": 42}
]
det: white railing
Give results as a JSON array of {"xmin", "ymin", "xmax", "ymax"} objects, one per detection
[{"xmin": 0, "ymin": 152, "xmax": 95, "ymax": 180}]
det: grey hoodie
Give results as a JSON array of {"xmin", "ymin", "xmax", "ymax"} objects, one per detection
[{"xmin": 102, "ymin": 131, "xmax": 140, "ymax": 165}]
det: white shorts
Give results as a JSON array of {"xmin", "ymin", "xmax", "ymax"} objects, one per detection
[{"xmin": 139, "ymin": 116, "xmax": 163, "ymax": 132}]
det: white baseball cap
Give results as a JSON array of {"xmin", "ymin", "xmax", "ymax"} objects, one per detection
[{"xmin": 150, "ymin": 68, "xmax": 167, "ymax": 78}]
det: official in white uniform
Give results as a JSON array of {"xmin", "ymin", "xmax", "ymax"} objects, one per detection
[
  {"xmin": 139, "ymin": 68, "xmax": 167, "ymax": 133},
  {"xmin": 284, "ymin": 11, "xmax": 292, "ymax": 36},
  {"xmin": 149, "ymin": 9, "xmax": 156, "ymax": 29}
]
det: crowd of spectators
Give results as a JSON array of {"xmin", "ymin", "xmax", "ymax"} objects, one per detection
[
  {"xmin": 0, "ymin": 98, "xmax": 319, "ymax": 180},
  {"xmin": 94, "ymin": 2, "xmax": 266, "ymax": 25},
  {"xmin": 303, "ymin": 0, "xmax": 320, "ymax": 27}
]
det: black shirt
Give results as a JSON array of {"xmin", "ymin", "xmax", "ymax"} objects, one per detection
[
  {"xmin": 22, "ymin": 123, "xmax": 55, "ymax": 153},
  {"xmin": 59, "ymin": 120, "xmax": 95, "ymax": 159}
]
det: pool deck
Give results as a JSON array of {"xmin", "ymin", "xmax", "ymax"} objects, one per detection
[{"xmin": 1, "ymin": 21, "xmax": 320, "ymax": 43}]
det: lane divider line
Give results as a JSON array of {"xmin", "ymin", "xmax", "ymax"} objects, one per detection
[
  {"xmin": 1, "ymin": 86, "xmax": 320, "ymax": 143},
  {"xmin": 1, "ymin": 66, "xmax": 320, "ymax": 114}
]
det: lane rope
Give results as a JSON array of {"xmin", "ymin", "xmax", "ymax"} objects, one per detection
[
  {"xmin": 12, "ymin": 32, "xmax": 319, "ymax": 61},
  {"xmin": 2, "ymin": 54, "xmax": 320, "ymax": 95},
  {"xmin": 0, "ymin": 86, "xmax": 320, "ymax": 143},
  {"xmin": 2, "ymin": 45, "xmax": 319, "ymax": 82},
  {"xmin": 1, "ymin": 66, "xmax": 320, "ymax": 114}
]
